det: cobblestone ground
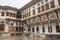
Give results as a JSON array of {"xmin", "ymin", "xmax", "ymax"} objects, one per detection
[
  {"xmin": 0, "ymin": 35, "xmax": 44, "ymax": 40},
  {"xmin": 0, "ymin": 33, "xmax": 46, "ymax": 40},
  {"xmin": 0, "ymin": 34, "xmax": 60, "ymax": 40},
  {"xmin": 0, "ymin": 36, "xmax": 59, "ymax": 40},
  {"xmin": 0, "ymin": 36, "xmax": 23, "ymax": 40}
]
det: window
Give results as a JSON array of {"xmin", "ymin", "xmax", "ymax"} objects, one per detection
[
  {"xmin": 19, "ymin": 27, "xmax": 23, "ymax": 32},
  {"xmin": 23, "ymin": 14, "xmax": 26, "ymax": 18},
  {"xmin": 50, "ymin": 26, "xmax": 52, "ymax": 32},
  {"xmin": 10, "ymin": 13, "xmax": 12, "ymax": 17},
  {"xmin": 1, "ymin": 21, "xmax": 4, "ymax": 23},
  {"xmin": 45, "ymin": 3, "xmax": 49, "ymax": 10},
  {"xmin": 16, "ymin": 22, "xmax": 18, "ymax": 26},
  {"xmin": 41, "ymin": 1, "xmax": 43, "ymax": 4},
  {"xmin": 32, "ymin": 28, "xmax": 34, "ymax": 32},
  {"xmin": 13, "ymin": 14, "xmax": 16, "ymax": 17},
  {"xmin": 28, "ymin": 29, "xmax": 30, "ymax": 31},
  {"xmin": 33, "ymin": 6, "xmax": 35, "ymax": 8},
  {"xmin": 29, "ymin": 8, "xmax": 30, "ymax": 11},
  {"xmin": 38, "ymin": 3, "xmax": 40, "ymax": 6},
  {"xmin": 1, "ymin": 12, "xmax": 4, "ymax": 16},
  {"xmin": 48, "ymin": 26, "xmax": 50, "ymax": 32},
  {"xmin": 43, "ymin": 26, "xmax": 45, "ymax": 33},
  {"xmin": 36, "ymin": 27, "xmax": 39, "ymax": 32},
  {"xmin": 6, "ymin": 12, "xmax": 9, "ymax": 16},
  {"xmin": 48, "ymin": 26, "xmax": 52, "ymax": 32},
  {"xmin": 33, "ymin": 10, "xmax": 35, "ymax": 15},
  {"xmin": 50, "ymin": 1, "xmax": 55, "ymax": 8},
  {"xmin": 26, "ymin": 13, "xmax": 28, "ymax": 17},
  {"xmin": 28, "ymin": 12, "xmax": 31, "ymax": 16},
  {"xmin": 25, "ymin": 14, "xmax": 26, "ymax": 18},
  {"xmin": 38, "ymin": 7, "xmax": 41, "ymax": 13},
  {"xmin": 16, "ymin": 27, "xmax": 19, "ymax": 32},
  {"xmin": 41, "ymin": 5, "xmax": 45, "ymax": 11},
  {"xmin": 56, "ymin": 23, "xmax": 60, "ymax": 32},
  {"xmin": 11, "ymin": 23, "xmax": 13, "ymax": 26}
]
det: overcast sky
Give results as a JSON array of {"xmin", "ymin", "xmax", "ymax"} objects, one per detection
[{"xmin": 0, "ymin": 0, "xmax": 31, "ymax": 9}]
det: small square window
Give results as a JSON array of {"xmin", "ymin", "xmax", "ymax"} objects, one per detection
[
  {"xmin": 28, "ymin": 29, "xmax": 30, "ymax": 31},
  {"xmin": 33, "ymin": 6, "xmax": 35, "ymax": 8},
  {"xmin": 41, "ymin": 1, "xmax": 43, "ymax": 4},
  {"xmin": 29, "ymin": 8, "xmax": 30, "ymax": 10},
  {"xmin": 1, "ymin": 21, "xmax": 4, "ymax": 23},
  {"xmin": 38, "ymin": 3, "xmax": 40, "ymax": 6},
  {"xmin": 11, "ymin": 23, "xmax": 13, "ymax": 26}
]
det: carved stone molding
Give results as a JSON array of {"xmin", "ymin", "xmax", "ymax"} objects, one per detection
[
  {"xmin": 26, "ymin": 20, "xmax": 30, "ymax": 24},
  {"xmin": 41, "ymin": 15, "xmax": 48, "ymax": 22},
  {"xmin": 48, "ymin": 11, "xmax": 57, "ymax": 20},
  {"xmin": 30, "ymin": 18, "xmax": 35, "ymax": 24},
  {"xmin": 35, "ymin": 16, "xmax": 40, "ymax": 23}
]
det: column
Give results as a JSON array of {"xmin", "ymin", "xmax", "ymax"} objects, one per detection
[
  {"xmin": 39, "ymin": 25, "xmax": 43, "ymax": 34},
  {"xmin": 51, "ymin": 23, "xmax": 56, "ymax": 33},
  {"xmin": 5, "ymin": 12, "xmax": 6, "ymax": 16},
  {"xmin": 31, "ymin": 27, "xmax": 33, "ymax": 33},
  {"xmin": 44, "ymin": 24, "xmax": 48, "ymax": 33},
  {"xmin": 22, "ymin": 13, "xmax": 23, "ymax": 19},
  {"xmin": 34, "ymin": 25, "xmax": 36, "ymax": 33}
]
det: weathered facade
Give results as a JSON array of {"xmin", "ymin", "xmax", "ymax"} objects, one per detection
[
  {"xmin": 20, "ymin": 0, "xmax": 60, "ymax": 40},
  {"xmin": 0, "ymin": 0, "xmax": 60, "ymax": 40},
  {"xmin": 0, "ymin": 6, "xmax": 23, "ymax": 37}
]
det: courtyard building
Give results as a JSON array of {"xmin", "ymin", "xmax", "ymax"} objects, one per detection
[
  {"xmin": 0, "ymin": 6, "xmax": 23, "ymax": 37},
  {"xmin": 0, "ymin": 0, "xmax": 60, "ymax": 40},
  {"xmin": 19, "ymin": 0, "xmax": 60, "ymax": 40}
]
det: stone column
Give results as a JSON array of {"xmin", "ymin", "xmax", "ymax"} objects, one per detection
[
  {"xmin": 31, "ymin": 27, "xmax": 32, "ymax": 33},
  {"xmin": 44, "ymin": 24, "xmax": 48, "ymax": 33},
  {"xmin": 51, "ymin": 23, "xmax": 56, "ymax": 33},
  {"xmin": 34, "ymin": 25, "xmax": 36, "ymax": 33},
  {"xmin": 5, "ymin": 12, "xmax": 6, "ymax": 16},
  {"xmin": 39, "ymin": 25, "xmax": 43, "ymax": 34}
]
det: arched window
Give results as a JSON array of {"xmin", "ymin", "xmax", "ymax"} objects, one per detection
[
  {"xmin": 56, "ymin": 23, "xmax": 60, "ymax": 32},
  {"xmin": 50, "ymin": 26, "xmax": 52, "ymax": 32},
  {"xmin": 48, "ymin": 26, "xmax": 50, "ymax": 32},
  {"xmin": 36, "ymin": 27, "xmax": 39, "ymax": 32},
  {"xmin": 43, "ymin": 26, "xmax": 45, "ymax": 33},
  {"xmin": 32, "ymin": 28, "xmax": 34, "ymax": 32},
  {"xmin": 11, "ymin": 23, "xmax": 13, "ymax": 26}
]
